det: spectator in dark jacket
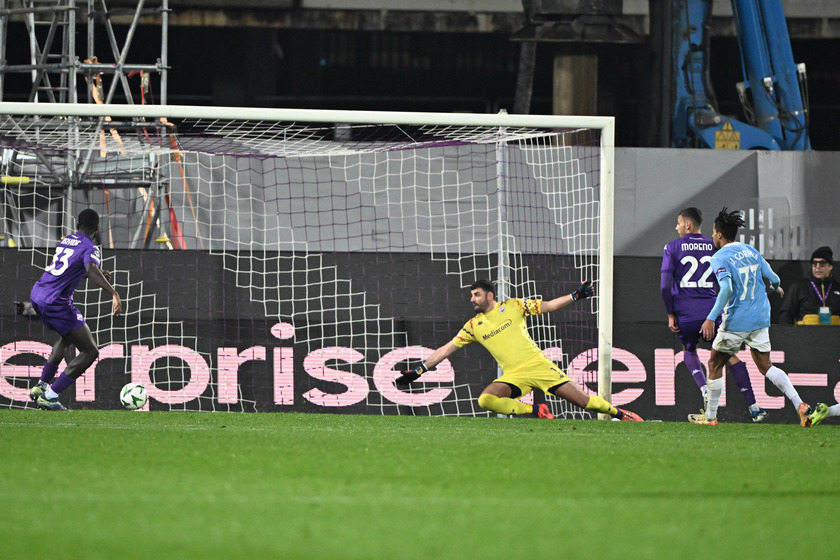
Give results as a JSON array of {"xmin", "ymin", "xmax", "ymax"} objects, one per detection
[{"xmin": 780, "ymin": 246, "xmax": 840, "ymax": 325}]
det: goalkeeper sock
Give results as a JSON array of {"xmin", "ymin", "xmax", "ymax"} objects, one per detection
[
  {"xmin": 729, "ymin": 361, "xmax": 757, "ymax": 407},
  {"xmin": 765, "ymin": 366, "xmax": 803, "ymax": 409},
  {"xmin": 706, "ymin": 377, "xmax": 724, "ymax": 420},
  {"xmin": 683, "ymin": 351, "xmax": 707, "ymax": 391},
  {"xmin": 477, "ymin": 393, "xmax": 531, "ymax": 415},
  {"xmin": 584, "ymin": 395, "xmax": 617, "ymax": 416}
]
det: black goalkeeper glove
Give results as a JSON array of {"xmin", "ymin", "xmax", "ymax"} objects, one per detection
[
  {"xmin": 570, "ymin": 280, "xmax": 594, "ymax": 301},
  {"xmin": 395, "ymin": 363, "xmax": 428, "ymax": 386}
]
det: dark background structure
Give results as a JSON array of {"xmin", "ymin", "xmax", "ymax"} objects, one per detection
[{"xmin": 2, "ymin": 1, "xmax": 840, "ymax": 149}]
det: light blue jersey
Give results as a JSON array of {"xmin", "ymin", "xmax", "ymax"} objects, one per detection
[{"xmin": 708, "ymin": 242, "xmax": 780, "ymax": 332}]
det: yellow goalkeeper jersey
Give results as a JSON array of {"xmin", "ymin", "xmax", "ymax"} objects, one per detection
[{"xmin": 451, "ymin": 298, "xmax": 552, "ymax": 375}]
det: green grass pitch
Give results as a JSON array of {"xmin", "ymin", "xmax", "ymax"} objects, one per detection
[{"xmin": 1, "ymin": 410, "xmax": 837, "ymax": 560}]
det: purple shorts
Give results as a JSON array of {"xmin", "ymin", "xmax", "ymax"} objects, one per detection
[
  {"xmin": 30, "ymin": 299, "xmax": 86, "ymax": 337},
  {"xmin": 677, "ymin": 316, "xmax": 722, "ymax": 353}
]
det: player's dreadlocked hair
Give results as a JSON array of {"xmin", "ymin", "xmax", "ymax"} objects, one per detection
[{"xmin": 713, "ymin": 207, "xmax": 745, "ymax": 241}]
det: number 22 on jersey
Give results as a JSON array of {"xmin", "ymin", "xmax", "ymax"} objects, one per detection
[{"xmin": 679, "ymin": 255, "xmax": 713, "ymax": 288}]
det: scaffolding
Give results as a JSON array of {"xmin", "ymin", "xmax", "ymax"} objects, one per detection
[
  {"xmin": 0, "ymin": 0, "xmax": 169, "ymax": 104},
  {"xmin": 0, "ymin": 0, "xmax": 173, "ymax": 247}
]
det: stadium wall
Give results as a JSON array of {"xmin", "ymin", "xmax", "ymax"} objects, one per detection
[
  {"xmin": 615, "ymin": 148, "xmax": 840, "ymax": 259},
  {"xmin": 2, "ymin": 250, "xmax": 836, "ymax": 422}
]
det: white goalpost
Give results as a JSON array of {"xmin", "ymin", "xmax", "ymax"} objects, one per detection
[{"xmin": 0, "ymin": 102, "xmax": 614, "ymax": 417}]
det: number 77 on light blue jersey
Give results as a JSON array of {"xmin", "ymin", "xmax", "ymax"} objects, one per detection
[{"xmin": 709, "ymin": 242, "xmax": 780, "ymax": 332}]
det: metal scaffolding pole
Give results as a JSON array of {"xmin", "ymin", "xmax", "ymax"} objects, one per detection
[
  {"xmin": 0, "ymin": 0, "xmax": 170, "ymax": 242},
  {"xmin": 1, "ymin": 0, "xmax": 169, "ymax": 104}
]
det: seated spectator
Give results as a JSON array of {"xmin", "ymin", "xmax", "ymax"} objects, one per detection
[{"xmin": 780, "ymin": 246, "xmax": 840, "ymax": 325}]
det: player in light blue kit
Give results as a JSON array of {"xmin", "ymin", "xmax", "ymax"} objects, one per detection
[
  {"xmin": 27, "ymin": 209, "xmax": 122, "ymax": 410},
  {"xmin": 690, "ymin": 208, "xmax": 811, "ymax": 426},
  {"xmin": 661, "ymin": 207, "xmax": 766, "ymax": 421}
]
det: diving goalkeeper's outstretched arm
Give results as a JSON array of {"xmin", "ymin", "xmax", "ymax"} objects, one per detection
[
  {"xmin": 395, "ymin": 341, "xmax": 458, "ymax": 385},
  {"xmin": 541, "ymin": 280, "xmax": 594, "ymax": 313}
]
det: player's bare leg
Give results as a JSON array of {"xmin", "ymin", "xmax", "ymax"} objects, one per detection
[
  {"xmin": 552, "ymin": 381, "xmax": 641, "ymax": 421},
  {"xmin": 60, "ymin": 324, "xmax": 99, "ymax": 379},
  {"xmin": 751, "ymin": 348, "xmax": 811, "ymax": 426}
]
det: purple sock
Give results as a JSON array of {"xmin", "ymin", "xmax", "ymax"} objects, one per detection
[
  {"xmin": 729, "ymin": 361, "xmax": 757, "ymax": 407},
  {"xmin": 40, "ymin": 362, "xmax": 59, "ymax": 384},
  {"xmin": 683, "ymin": 351, "xmax": 707, "ymax": 390},
  {"xmin": 50, "ymin": 372, "xmax": 76, "ymax": 395}
]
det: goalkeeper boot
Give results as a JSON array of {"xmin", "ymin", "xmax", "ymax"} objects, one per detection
[
  {"xmin": 798, "ymin": 403, "xmax": 813, "ymax": 427},
  {"xmin": 37, "ymin": 394, "xmax": 67, "ymax": 411},
  {"xmin": 617, "ymin": 408, "xmax": 642, "ymax": 422},
  {"xmin": 750, "ymin": 408, "xmax": 768, "ymax": 423},
  {"xmin": 29, "ymin": 381, "xmax": 49, "ymax": 402},
  {"xmin": 688, "ymin": 413, "xmax": 717, "ymax": 426},
  {"xmin": 534, "ymin": 403, "xmax": 554, "ymax": 419},
  {"xmin": 809, "ymin": 403, "xmax": 830, "ymax": 427}
]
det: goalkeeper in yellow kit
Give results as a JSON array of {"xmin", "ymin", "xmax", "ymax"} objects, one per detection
[{"xmin": 396, "ymin": 279, "xmax": 642, "ymax": 421}]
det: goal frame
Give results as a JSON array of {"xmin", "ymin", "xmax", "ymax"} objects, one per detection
[{"xmin": 0, "ymin": 101, "xmax": 615, "ymax": 413}]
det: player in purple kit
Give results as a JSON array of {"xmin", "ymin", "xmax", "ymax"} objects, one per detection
[
  {"xmin": 27, "ymin": 209, "xmax": 121, "ymax": 410},
  {"xmin": 661, "ymin": 207, "xmax": 767, "ymax": 422}
]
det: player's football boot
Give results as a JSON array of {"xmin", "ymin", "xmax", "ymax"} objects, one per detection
[
  {"xmin": 617, "ymin": 408, "xmax": 642, "ymax": 422},
  {"xmin": 29, "ymin": 381, "xmax": 48, "ymax": 402},
  {"xmin": 36, "ymin": 395, "xmax": 67, "ymax": 411},
  {"xmin": 750, "ymin": 408, "xmax": 768, "ymax": 423},
  {"xmin": 808, "ymin": 403, "xmax": 830, "ymax": 427},
  {"xmin": 534, "ymin": 403, "xmax": 554, "ymax": 419},
  {"xmin": 688, "ymin": 413, "xmax": 717, "ymax": 425},
  {"xmin": 798, "ymin": 403, "xmax": 813, "ymax": 427}
]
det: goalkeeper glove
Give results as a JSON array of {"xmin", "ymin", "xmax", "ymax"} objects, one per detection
[
  {"xmin": 570, "ymin": 280, "xmax": 594, "ymax": 301},
  {"xmin": 395, "ymin": 363, "xmax": 428, "ymax": 386}
]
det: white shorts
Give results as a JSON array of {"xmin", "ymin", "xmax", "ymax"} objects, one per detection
[{"xmin": 712, "ymin": 327, "xmax": 771, "ymax": 354}]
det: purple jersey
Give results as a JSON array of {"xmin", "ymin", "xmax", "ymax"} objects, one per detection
[
  {"xmin": 30, "ymin": 232, "xmax": 101, "ymax": 306},
  {"xmin": 660, "ymin": 233, "xmax": 717, "ymax": 321}
]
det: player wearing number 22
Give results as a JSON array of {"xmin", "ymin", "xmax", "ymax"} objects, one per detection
[
  {"xmin": 690, "ymin": 208, "xmax": 812, "ymax": 426},
  {"xmin": 661, "ymin": 207, "xmax": 766, "ymax": 422},
  {"xmin": 27, "ymin": 209, "xmax": 122, "ymax": 410},
  {"xmin": 396, "ymin": 279, "xmax": 642, "ymax": 421}
]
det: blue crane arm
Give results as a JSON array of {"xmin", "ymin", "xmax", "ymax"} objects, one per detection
[
  {"xmin": 671, "ymin": 0, "xmax": 810, "ymax": 150},
  {"xmin": 732, "ymin": 0, "xmax": 810, "ymax": 149}
]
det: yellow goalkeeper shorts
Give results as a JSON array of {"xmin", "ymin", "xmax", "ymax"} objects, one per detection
[{"xmin": 493, "ymin": 358, "xmax": 570, "ymax": 398}]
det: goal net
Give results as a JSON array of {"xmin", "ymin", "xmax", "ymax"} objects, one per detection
[{"xmin": 0, "ymin": 102, "xmax": 614, "ymax": 417}]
